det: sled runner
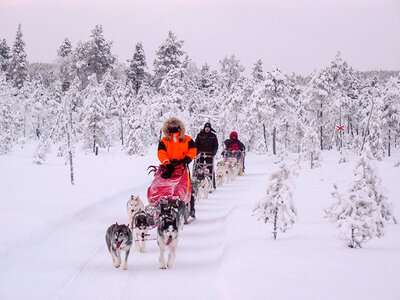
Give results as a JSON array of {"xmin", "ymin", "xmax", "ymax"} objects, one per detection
[{"xmin": 223, "ymin": 150, "xmax": 245, "ymax": 175}]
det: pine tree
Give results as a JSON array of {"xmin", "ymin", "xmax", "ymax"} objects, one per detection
[
  {"xmin": 254, "ymin": 159, "xmax": 297, "ymax": 240},
  {"xmin": 0, "ymin": 72, "xmax": 14, "ymax": 154},
  {"xmin": 356, "ymin": 144, "xmax": 396, "ymax": 223},
  {"xmin": 73, "ymin": 25, "xmax": 115, "ymax": 89},
  {"xmin": 57, "ymin": 38, "xmax": 74, "ymax": 91},
  {"xmin": 252, "ymin": 59, "xmax": 265, "ymax": 83},
  {"xmin": 219, "ymin": 54, "xmax": 245, "ymax": 91},
  {"xmin": 301, "ymin": 126, "xmax": 321, "ymax": 169},
  {"xmin": 82, "ymin": 74, "xmax": 107, "ymax": 153},
  {"xmin": 326, "ymin": 182, "xmax": 384, "ymax": 248},
  {"xmin": 381, "ymin": 76, "xmax": 400, "ymax": 157},
  {"xmin": 8, "ymin": 24, "xmax": 28, "ymax": 89},
  {"xmin": 57, "ymin": 38, "xmax": 72, "ymax": 57},
  {"xmin": 262, "ymin": 67, "xmax": 291, "ymax": 155},
  {"xmin": 153, "ymin": 31, "xmax": 184, "ymax": 89},
  {"xmin": 126, "ymin": 42, "xmax": 147, "ymax": 94},
  {"xmin": 338, "ymin": 146, "xmax": 349, "ymax": 164},
  {"xmin": 0, "ymin": 39, "xmax": 11, "ymax": 73},
  {"xmin": 300, "ymin": 70, "xmax": 331, "ymax": 151}
]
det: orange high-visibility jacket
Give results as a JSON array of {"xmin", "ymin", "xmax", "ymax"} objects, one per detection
[{"xmin": 157, "ymin": 132, "xmax": 197, "ymax": 165}]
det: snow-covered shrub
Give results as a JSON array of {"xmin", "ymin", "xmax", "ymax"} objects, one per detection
[
  {"xmin": 301, "ymin": 126, "xmax": 321, "ymax": 169},
  {"xmin": 338, "ymin": 147, "xmax": 349, "ymax": 164},
  {"xmin": 325, "ymin": 143, "xmax": 396, "ymax": 248},
  {"xmin": 253, "ymin": 159, "xmax": 297, "ymax": 239}
]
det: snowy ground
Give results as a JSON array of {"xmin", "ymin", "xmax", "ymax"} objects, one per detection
[{"xmin": 0, "ymin": 143, "xmax": 399, "ymax": 300}]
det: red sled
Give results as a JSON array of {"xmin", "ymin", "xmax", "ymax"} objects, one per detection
[{"xmin": 147, "ymin": 165, "xmax": 192, "ymax": 205}]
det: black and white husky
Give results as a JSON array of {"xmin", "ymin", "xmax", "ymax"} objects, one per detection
[
  {"xmin": 105, "ymin": 223, "xmax": 132, "ymax": 270},
  {"xmin": 157, "ymin": 215, "xmax": 179, "ymax": 269},
  {"xmin": 127, "ymin": 195, "xmax": 145, "ymax": 228},
  {"xmin": 132, "ymin": 211, "xmax": 152, "ymax": 253}
]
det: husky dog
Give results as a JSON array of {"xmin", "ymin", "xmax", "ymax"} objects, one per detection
[
  {"xmin": 127, "ymin": 195, "xmax": 145, "ymax": 229},
  {"xmin": 105, "ymin": 223, "xmax": 132, "ymax": 270},
  {"xmin": 216, "ymin": 161, "xmax": 228, "ymax": 187},
  {"xmin": 168, "ymin": 199, "xmax": 187, "ymax": 230},
  {"xmin": 226, "ymin": 158, "xmax": 238, "ymax": 182},
  {"xmin": 132, "ymin": 211, "xmax": 151, "ymax": 253},
  {"xmin": 157, "ymin": 216, "xmax": 179, "ymax": 269}
]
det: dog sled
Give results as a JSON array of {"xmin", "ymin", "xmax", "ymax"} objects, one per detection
[
  {"xmin": 192, "ymin": 152, "xmax": 216, "ymax": 189},
  {"xmin": 223, "ymin": 150, "xmax": 245, "ymax": 175},
  {"xmin": 145, "ymin": 165, "xmax": 192, "ymax": 226}
]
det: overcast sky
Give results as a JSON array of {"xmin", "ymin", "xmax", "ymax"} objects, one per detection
[{"xmin": 1, "ymin": 0, "xmax": 399, "ymax": 75}]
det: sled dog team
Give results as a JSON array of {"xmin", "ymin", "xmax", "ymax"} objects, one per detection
[
  {"xmin": 105, "ymin": 195, "xmax": 180, "ymax": 270},
  {"xmin": 105, "ymin": 118, "xmax": 246, "ymax": 270}
]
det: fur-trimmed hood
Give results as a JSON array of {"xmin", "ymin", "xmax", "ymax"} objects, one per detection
[{"xmin": 162, "ymin": 118, "xmax": 186, "ymax": 142}]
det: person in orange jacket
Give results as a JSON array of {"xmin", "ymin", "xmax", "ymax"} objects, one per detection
[{"xmin": 157, "ymin": 117, "xmax": 197, "ymax": 217}]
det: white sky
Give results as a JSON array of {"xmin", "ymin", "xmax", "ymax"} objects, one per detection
[{"xmin": 0, "ymin": 0, "xmax": 399, "ymax": 75}]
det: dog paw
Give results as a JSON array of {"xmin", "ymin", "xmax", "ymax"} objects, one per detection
[
  {"xmin": 159, "ymin": 265, "xmax": 167, "ymax": 269},
  {"xmin": 123, "ymin": 265, "xmax": 128, "ymax": 270},
  {"xmin": 114, "ymin": 264, "xmax": 120, "ymax": 268},
  {"xmin": 167, "ymin": 264, "xmax": 173, "ymax": 269}
]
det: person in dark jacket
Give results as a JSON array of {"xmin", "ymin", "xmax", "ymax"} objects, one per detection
[
  {"xmin": 224, "ymin": 131, "xmax": 246, "ymax": 172},
  {"xmin": 195, "ymin": 122, "xmax": 218, "ymax": 183}
]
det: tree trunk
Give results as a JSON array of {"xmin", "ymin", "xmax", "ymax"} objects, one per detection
[
  {"xmin": 263, "ymin": 123, "xmax": 268, "ymax": 153},
  {"xmin": 272, "ymin": 127, "xmax": 276, "ymax": 155},
  {"xmin": 339, "ymin": 103, "xmax": 342, "ymax": 150},
  {"xmin": 388, "ymin": 128, "xmax": 391, "ymax": 157},
  {"xmin": 120, "ymin": 116, "xmax": 124, "ymax": 146},
  {"xmin": 311, "ymin": 152, "xmax": 314, "ymax": 169},
  {"xmin": 273, "ymin": 207, "xmax": 278, "ymax": 240},
  {"xmin": 67, "ymin": 111, "xmax": 74, "ymax": 185},
  {"xmin": 361, "ymin": 101, "xmax": 375, "ymax": 152}
]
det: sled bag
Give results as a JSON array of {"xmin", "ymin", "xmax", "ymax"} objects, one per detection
[{"xmin": 147, "ymin": 166, "xmax": 192, "ymax": 204}]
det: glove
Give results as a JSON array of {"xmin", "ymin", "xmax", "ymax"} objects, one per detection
[
  {"xmin": 178, "ymin": 156, "xmax": 192, "ymax": 166},
  {"xmin": 161, "ymin": 164, "xmax": 175, "ymax": 179}
]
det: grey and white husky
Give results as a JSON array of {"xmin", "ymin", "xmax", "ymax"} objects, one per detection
[
  {"xmin": 132, "ymin": 211, "xmax": 151, "ymax": 253},
  {"xmin": 105, "ymin": 223, "xmax": 132, "ymax": 270},
  {"xmin": 157, "ymin": 216, "xmax": 179, "ymax": 269},
  {"xmin": 127, "ymin": 195, "xmax": 145, "ymax": 228}
]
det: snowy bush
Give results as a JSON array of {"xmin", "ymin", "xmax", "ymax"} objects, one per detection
[
  {"xmin": 253, "ymin": 159, "xmax": 297, "ymax": 239},
  {"xmin": 326, "ymin": 143, "xmax": 396, "ymax": 248}
]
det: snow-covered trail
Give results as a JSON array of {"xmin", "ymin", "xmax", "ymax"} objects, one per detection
[
  {"xmin": 57, "ymin": 156, "xmax": 272, "ymax": 300},
  {"xmin": 1, "ymin": 147, "xmax": 400, "ymax": 300}
]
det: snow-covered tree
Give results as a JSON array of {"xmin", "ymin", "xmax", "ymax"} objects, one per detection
[
  {"xmin": 126, "ymin": 42, "xmax": 147, "ymax": 94},
  {"xmin": 355, "ymin": 144, "xmax": 396, "ymax": 223},
  {"xmin": 325, "ymin": 182, "xmax": 384, "ymax": 248},
  {"xmin": 261, "ymin": 67, "xmax": 292, "ymax": 155},
  {"xmin": 0, "ymin": 72, "xmax": 14, "ymax": 154},
  {"xmin": 381, "ymin": 76, "xmax": 400, "ymax": 157},
  {"xmin": 73, "ymin": 25, "xmax": 116, "ymax": 89},
  {"xmin": 301, "ymin": 126, "xmax": 321, "ymax": 169},
  {"xmin": 82, "ymin": 74, "xmax": 107, "ymax": 153},
  {"xmin": 253, "ymin": 159, "xmax": 297, "ymax": 240},
  {"xmin": 57, "ymin": 38, "xmax": 74, "ymax": 91},
  {"xmin": 338, "ymin": 146, "xmax": 349, "ymax": 164},
  {"xmin": 8, "ymin": 24, "xmax": 28, "ymax": 89},
  {"xmin": 252, "ymin": 59, "xmax": 265, "ymax": 83},
  {"xmin": 300, "ymin": 70, "xmax": 331, "ymax": 151},
  {"xmin": 0, "ymin": 39, "xmax": 11, "ymax": 73},
  {"xmin": 219, "ymin": 54, "xmax": 245, "ymax": 91},
  {"xmin": 153, "ymin": 31, "xmax": 184, "ymax": 89}
]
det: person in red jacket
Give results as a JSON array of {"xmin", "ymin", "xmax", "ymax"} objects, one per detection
[
  {"xmin": 224, "ymin": 131, "xmax": 246, "ymax": 172},
  {"xmin": 157, "ymin": 117, "xmax": 197, "ymax": 217}
]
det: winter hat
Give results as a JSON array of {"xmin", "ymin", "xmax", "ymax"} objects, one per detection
[{"xmin": 204, "ymin": 122, "xmax": 212, "ymax": 129}]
